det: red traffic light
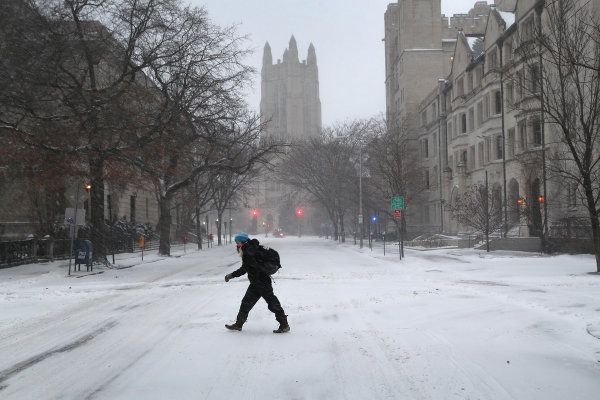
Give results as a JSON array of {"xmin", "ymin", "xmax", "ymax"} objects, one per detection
[
  {"xmin": 252, "ymin": 210, "xmax": 258, "ymax": 216},
  {"xmin": 297, "ymin": 209, "xmax": 302, "ymax": 215}
]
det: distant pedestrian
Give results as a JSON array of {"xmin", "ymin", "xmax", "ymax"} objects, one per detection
[{"xmin": 224, "ymin": 232, "xmax": 290, "ymax": 333}]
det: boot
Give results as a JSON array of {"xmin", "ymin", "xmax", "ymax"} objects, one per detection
[
  {"xmin": 273, "ymin": 315, "xmax": 290, "ymax": 333},
  {"xmin": 225, "ymin": 316, "xmax": 246, "ymax": 331}
]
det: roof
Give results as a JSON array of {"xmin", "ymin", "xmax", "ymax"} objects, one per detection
[
  {"xmin": 462, "ymin": 34, "xmax": 485, "ymax": 59},
  {"xmin": 496, "ymin": 9, "xmax": 516, "ymax": 28}
]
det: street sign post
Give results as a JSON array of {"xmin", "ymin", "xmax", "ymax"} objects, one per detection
[{"xmin": 391, "ymin": 197, "xmax": 404, "ymax": 210}]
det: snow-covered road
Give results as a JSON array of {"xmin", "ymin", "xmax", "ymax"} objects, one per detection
[{"xmin": 0, "ymin": 237, "xmax": 599, "ymax": 399}]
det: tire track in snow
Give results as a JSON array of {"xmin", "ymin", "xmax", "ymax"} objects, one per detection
[
  {"xmin": 0, "ymin": 321, "xmax": 117, "ymax": 388},
  {"xmin": 0, "ymin": 250, "xmax": 236, "ymax": 398}
]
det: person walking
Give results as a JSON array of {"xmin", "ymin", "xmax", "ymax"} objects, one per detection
[{"xmin": 224, "ymin": 232, "xmax": 290, "ymax": 333}]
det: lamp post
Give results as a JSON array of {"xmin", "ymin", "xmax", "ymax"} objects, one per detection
[
  {"xmin": 297, "ymin": 209, "xmax": 302, "ymax": 238},
  {"xmin": 359, "ymin": 145, "xmax": 363, "ymax": 249}
]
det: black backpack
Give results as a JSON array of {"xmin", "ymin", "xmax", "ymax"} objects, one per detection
[{"xmin": 256, "ymin": 245, "xmax": 281, "ymax": 275}]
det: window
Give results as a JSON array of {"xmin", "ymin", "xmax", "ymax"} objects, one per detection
[
  {"xmin": 568, "ymin": 183, "xmax": 578, "ymax": 207},
  {"xmin": 457, "ymin": 77, "xmax": 464, "ymax": 96},
  {"xmin": 470, "ymin": 146, "xmax": 475, "ymax": 170},
  {"xmin": 505, "ymin": 41, "xmax": 513, "ymax": 60},
  {"xmin": 508, "ymin": 128, "xmax": 515, "ymax": 157},
  {"xmin": 523, "ymin": 16, "xmax": 534, "ymax": 42},
  {"xmin": 469, "ymin": 108, "xmax": 475, "ymax": 132},
  {"xmin": 533, "ymin": 118, "xmax": 542, "ymax": 146},
  {"xmin": 462, "ymin": 150, "xmax": 468, "ymax": 167},
  {"xmin": 433, "ymin": 133, "xmax": 438, "ymax": 155},
  {"xmin": 424, "ymin": 138, "xmax": 429, "ymax": 158},
  {"xmin": 448, "ymin": 122, "xmax": 453, "ymax": 140},
  {"xmin": 531, "ymin": 65, "xmax": 540, "ymax": 94},
  {"xmin": 477, "ymin": 102, "xmax": 483, "ymax": 127},
  {"xmin": 475, "ymin": 66, "xmax": 482, "ymax": 86},
  {"xmin": 467, "ymin": 72, "xmax": 474, "ymax": 92},
  {"xmin": 421, "ymin": 111, "xmax": 427, "ymax": 126},
  {"xmin": 484, "ymin": 95, "xmax": 490, "ymax": 120},
  {"xmin": 461, "ymin": 113, "xmax": 467, "ymax": 133},
  {"xmin": 431, "ymin": 103, "xmax": 437, "ymax": 120},
  {"xmin": 519, "ymin": 121, "xmax": 528, "ymax": 150},
  {"xmin": 497, "ymin": 135, "xmax": 504, "ymax": 159},
  {"xmin": 425, "ymin": 170, "xmax": 430, "ymax": 189},
  {"xmin": 488, "ymin": 50, "xmax": 498, "ymax": 70},
  {"xmin": 495, "ymin": 91, "xmax": 502, "ymax": 114},
  {"xmin": 506, "ymin": 83, "xmax": 514, "ymax": 105}
]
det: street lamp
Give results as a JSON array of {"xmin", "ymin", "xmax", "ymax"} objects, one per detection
[{"xmin": 297, "ymin": 209, "xmax": 302, "ymax": 238}]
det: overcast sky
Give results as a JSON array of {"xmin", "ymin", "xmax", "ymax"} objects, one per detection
[{"xmin": 191, "ymin": 0, "xmax": 483, "ymax": 125}]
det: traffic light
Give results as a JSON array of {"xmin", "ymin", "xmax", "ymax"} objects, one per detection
[
  {"xmin": 252, "ymin": 210, "xmax": 258, "ymax": 217},
  {"xmin": 297, "ymin": 209, "xmax": 302, "ymax": 216}
]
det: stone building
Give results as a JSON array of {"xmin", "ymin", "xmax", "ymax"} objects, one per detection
[
  {"xmin": 260, "ymin": 36, "xmax": 322, "ymax": 141},
  {"xmin": 383, "ymin": 0, "xmax": 491, "ymax": 238},
  {"xmin": 398, "ymin": 0, "xmax": 599, "ymax": 241}
]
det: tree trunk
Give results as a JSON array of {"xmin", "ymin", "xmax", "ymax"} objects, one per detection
[
  {"xmin": 158, "ymin": 196, "xmax": 172, "ymax": 255},
  {"xmin": 583, "ymin": 179, "xmax": 600, "ymax": 272},
  {"xmin": 333, "ymin": 216, "xmax": 339, "ymax": 241},
  {"xmin": 196, "ymin": 208, "xmax": 202, "ymax": 250},
  {"xmin": 89, "ymin": 157, "xmax": 106, "ymax": 263},
  {"xmin": 340, "ymin": 214, "xmax": 345, "ymax": 243},
  {"xmin": 217, "ymin": 213, "xmax": 222, "ymax": 246}
]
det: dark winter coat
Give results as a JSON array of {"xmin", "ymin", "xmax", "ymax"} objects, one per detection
[{"xmin": 230, "ymin": 239, "xmax": 272, "ymax": 284}]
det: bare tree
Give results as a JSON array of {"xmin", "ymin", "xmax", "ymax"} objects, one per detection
[
  {"xmin": 449, "ymin": 178, "xmax": 503, "ymax": 252},
  {"xmin": 365, "ymin": 116, "xmax": 427, "ymax": 246},
  {"xmin": 279, "ymin": 120, "xmax": 365, "ymax": 242},
  {"xmin": 0, "ymin": 0, "xmax": 260, "ymax": 262},
  {"xmin": 130, "ymin": 113, "xmax": 279, "ymax": 255},
  {"xmin": 210, "ymin": 165, "xmax": 259, "ymax": 246}
]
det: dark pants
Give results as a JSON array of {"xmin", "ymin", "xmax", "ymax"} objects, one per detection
[{"xmin": 238, "ymin": 282, "xmax": 285, "ymax": 320}]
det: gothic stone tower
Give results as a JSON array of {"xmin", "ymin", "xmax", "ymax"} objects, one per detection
[{"xmin": 260, "ymin": 36, "xmax": 322, "ymax": 140}]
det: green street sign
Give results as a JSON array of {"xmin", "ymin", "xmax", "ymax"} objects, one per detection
[{"xmin": 391, "ymin": 196, "xmax": 404, "ymax": 210}]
